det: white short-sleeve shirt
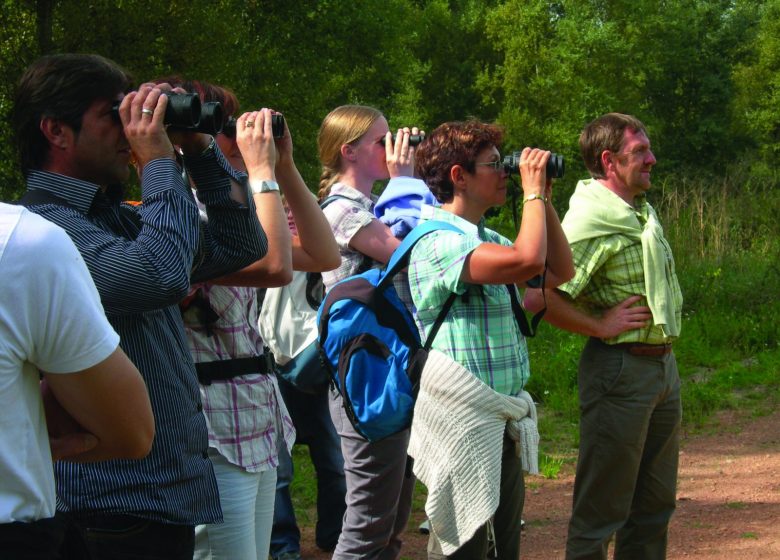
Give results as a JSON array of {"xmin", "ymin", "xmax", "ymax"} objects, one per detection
[{"xmin": 0, "ymin": 203, "xmax": 119, "ymax": 523}]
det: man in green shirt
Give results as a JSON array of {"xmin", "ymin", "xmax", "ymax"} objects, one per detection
[{"xmin": 525, "ymin": 113, "xmax": 683, "ymax": 560}]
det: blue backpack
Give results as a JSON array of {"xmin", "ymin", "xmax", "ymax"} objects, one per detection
[{"xmin": 317, "ymin": 220, "xmax": 463, "ymax": 441}]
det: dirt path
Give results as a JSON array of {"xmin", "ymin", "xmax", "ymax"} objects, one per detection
[{"xmin": 300, "ymin": 409, "xmax": 780, "ymax": 559}]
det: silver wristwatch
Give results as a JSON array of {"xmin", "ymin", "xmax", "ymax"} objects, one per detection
[{"xmin": 249, "ymin": 179, "xmax": 280, "ymax": 195}]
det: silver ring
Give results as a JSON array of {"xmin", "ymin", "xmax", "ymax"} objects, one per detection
[{"xmin": 141, "ymin": 108, "xmax": 154, "ymax": 116}]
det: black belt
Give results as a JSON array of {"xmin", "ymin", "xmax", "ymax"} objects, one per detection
[
  {"xmin": 596, "ymin": 338, "xmax": 673, "ymax": 357},
  {"xmin": 195, "ymin": 354, "xmax": 276, "ymax": 385}
]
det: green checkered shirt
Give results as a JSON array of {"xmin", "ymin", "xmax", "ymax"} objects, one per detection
[
  {"xmin": 408, "ymin": 205, "xmax": 529, "ymax": 396},
  {"xmin": 558, "ymin": 195, "xmax": 683, "ymax": 344}
]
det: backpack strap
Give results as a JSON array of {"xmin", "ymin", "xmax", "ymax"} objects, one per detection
[
  {"xmin": 378, "ymin": 220, "xmax": 464, "ymax": 290},
  {"xmin": 319, "ymin": 194, "xmax": 352, "ymax": 210},
  {"xmin": 423, "ymin": 291, "xmax": 458, "ymax": 351},
  {"xmin": 379, "ymin": 220, "xmax": 464, "ymax": 345}
]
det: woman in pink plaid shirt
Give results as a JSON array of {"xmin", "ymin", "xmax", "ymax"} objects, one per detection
[{"xmin": 180, "ymin": 81, "xmax": 339, "ymax": 560}]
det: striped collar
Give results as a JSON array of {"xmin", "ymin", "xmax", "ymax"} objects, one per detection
[{"xmin": 25, "ymin": 170, "xmax": 122, "ymax": 214}]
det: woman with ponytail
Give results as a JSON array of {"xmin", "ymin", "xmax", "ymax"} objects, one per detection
[{"xmin": 317, "ymin": 104, "xmax": 421, "ymax": 560}]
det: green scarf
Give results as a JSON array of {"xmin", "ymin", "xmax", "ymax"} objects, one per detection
[{"xmin": 562, "ymin": 179, "xmax": 681, "ymax": 337}]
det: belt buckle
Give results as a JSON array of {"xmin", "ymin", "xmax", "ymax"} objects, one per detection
[{"xmin": 263, "ymin": 347, "xmax": 278, "ymax": 374}]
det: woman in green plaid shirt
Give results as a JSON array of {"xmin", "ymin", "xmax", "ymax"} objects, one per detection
[{"xmin": 407, "ymin": 121, "xmax": 574, "ymax": 559}]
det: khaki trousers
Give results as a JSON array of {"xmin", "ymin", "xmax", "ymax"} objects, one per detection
[{"xmin": 566, "ymin": 338, "xmax": 681, "ymax": 560}]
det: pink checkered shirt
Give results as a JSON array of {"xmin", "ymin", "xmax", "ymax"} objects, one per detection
[{"xmin": 182, "ymin": 284, "xmax": 295, "ymax": 472}]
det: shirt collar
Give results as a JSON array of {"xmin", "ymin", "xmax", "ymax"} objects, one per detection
[
  {"xmin": 420, "ymin": 204, "xmax": 487, "ymax": 239},
  {"xmin": 329, "ymin": 182, "xmax": 376, "ymax": 209},
  {"xmin": 26, "ymin": 170, "xmax": 121, "ymax": 214}
]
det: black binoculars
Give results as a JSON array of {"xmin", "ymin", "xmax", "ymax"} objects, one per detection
[
  {"xmin": 111, "ymin": 93, "xmax": 223, "ymax": 135},
  {"xmin": 503, "ymin": 151, "xmax": 565, "ymax": 179},
  {"xmin": 222, "ymin": 113, "xmax": 285, "ymax": 140},
  {"xmin": 382, "ymin": 133, "xmax": 425, "ymax": 147}
]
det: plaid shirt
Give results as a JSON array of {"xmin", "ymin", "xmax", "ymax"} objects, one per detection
[
  {"xmin": 182, "ymin": 284, "xmax": 295, "ymax": 472},
  {"xmin": 408, "ymin": 205, "xmax": 530, "ymax": 396},
  {"xmin": 558, "ymin": 195, "xmax": 683, "ymax": 345}
]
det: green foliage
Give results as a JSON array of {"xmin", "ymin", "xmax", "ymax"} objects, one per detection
[
  {"xmin": 732, "ymin": 0, "xmax": 780, "ymax": 174},
  {"xmin": 0, "ymin": 0, "xmax": 777, "ymax": 197},
  {"xmin": 538, "ymin": 452, "xmax": 564, "ymax": 479}
]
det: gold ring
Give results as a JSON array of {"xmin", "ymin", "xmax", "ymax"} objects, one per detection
[
  {"xmin": 245, "ymin": 121, "xmax": 255, "ymax": 128},
  {"xmin": 141, "ymin": 108, "xmax": 154, "ymax": 116}
]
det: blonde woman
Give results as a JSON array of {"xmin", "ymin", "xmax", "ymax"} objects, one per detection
[{"xmin": 318, "ymin": 105, "xmax": 420, "ymax": 560}]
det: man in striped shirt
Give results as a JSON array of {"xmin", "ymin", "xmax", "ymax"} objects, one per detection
[
  {"xmin": 526, "ymin": 113, "xmax": 683, "ymax": 560},
  {"xmin": 11, "ymin": 54, "xmax": 267, "ymax": 559}
]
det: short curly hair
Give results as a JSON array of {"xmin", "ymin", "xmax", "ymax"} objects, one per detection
[{"xmin": 414, "ymin": 120, "xmax": 503, "ymax": 203}]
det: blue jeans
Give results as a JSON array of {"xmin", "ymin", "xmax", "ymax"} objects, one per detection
[
  {"xmin": 270, "ymin": 379, "xmax": 346, "ymax": 557},
  {"xmin": 194, "ymin": 449, "xmax": 277, "ymax": 560}
]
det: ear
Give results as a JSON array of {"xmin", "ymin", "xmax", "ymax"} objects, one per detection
[
  {"xmin": 40, "ymin": 117, "xmax": 74, "ymax": 151},
  {"xmin": 600, "ymin": 150, "xmax": 615, "ymax": 176},
  {"xmin": 449, "ymin": 164, "xmax": 468, "ymax": 195},
  {"xmin": 340, "ymin": 143, "xmax": 357, "ymax": 163}
]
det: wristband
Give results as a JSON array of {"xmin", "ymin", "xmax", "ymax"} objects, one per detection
[{"xmin": 523, "ymin": 193, "xmax": 547, "ymax": 205}]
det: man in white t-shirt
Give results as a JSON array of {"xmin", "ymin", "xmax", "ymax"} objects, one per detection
[{"xmin": 0, "ymin": 203, "xmax": 154, "ymax": 559}]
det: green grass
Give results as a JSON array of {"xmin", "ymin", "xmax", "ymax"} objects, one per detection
[{"xmin": 726, "ymin": 501, "xmax": 747, "ymax": 510}]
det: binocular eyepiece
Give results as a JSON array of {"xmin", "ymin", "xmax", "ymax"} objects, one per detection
[
  {"xmin": 221, "ymin": 113, "xmax": 285, "ymax": 140},
  {"xmin": 503, "ymin": 151, "xmax": 565, "ymax": 179},
  {"xmin": 111, "ymin": 93, "xmax": 224, "ymax": 135}
]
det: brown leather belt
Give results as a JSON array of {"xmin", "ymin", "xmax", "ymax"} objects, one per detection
[{"xmin": 611, "ymin": 342, "xmax": 673, "ymax": 357}]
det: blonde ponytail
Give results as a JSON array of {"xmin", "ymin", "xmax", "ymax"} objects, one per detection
[{"xmin": 318, "ymin": 168, "xmax": 338, "ymax": 201}]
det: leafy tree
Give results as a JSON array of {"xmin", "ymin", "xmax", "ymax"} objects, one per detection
[{"xmin": 732, "ymin": 0, "xmax": 780, "ymax": 179}]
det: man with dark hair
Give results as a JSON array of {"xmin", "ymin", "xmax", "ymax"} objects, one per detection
[
  {"xmin": 526, "ymin": 113, "xmax": 683, "ymax": 559},
  {"xmin": 12, "ymin": 53, "xmax": 267, "ymax": 559}
]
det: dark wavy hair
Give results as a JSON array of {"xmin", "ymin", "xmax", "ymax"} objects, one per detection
[
  {"xmin": 414, "ymin": 120, "xmax": 503, "ymax": 203},
  {"xmin": 12, "ymin": 53, "xmax": 132, "ymax": 176}
]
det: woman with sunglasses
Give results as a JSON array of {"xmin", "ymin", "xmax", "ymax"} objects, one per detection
[
  {"xmin": 406, "ymin": 120, "xmax": 574, "ymax": 559},
  {"xmin": 317, "ymin": 104, "xmax": 422, "ymax": 560}
]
